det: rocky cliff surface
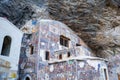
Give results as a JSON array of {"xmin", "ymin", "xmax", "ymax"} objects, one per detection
[
  {"xmin": 0, "ymin": 0, "xmax": 48, "ymax": 28},
  {"xmin": 0, "ymin": 0, "xmax": 120, "ymax": 58}
]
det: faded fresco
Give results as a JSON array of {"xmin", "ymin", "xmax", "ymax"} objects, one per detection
[
  {"xmin": 108, "ymin": 54, "xmax": 120, "ymax": 80},
  {"xmin": 38, "ymin": 59, "xmax": 108, "ymax": 80},
  {"xmin": 0, "ymin": 59, "xmax": 10, "ymax": 80},
  {"xmin": 19, "ymin": 34, "xmax": 37, "ymax": 80},
  {"xmin": 19, "ymin": 19, "xmax": 108, "ymax": 80},
  {"xmin": 38, "ymin": 20, "xmax": 93, "ymax": 60}
]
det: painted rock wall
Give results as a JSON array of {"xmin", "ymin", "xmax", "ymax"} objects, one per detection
[
  {"xmin": 19, "ymin": 20, "xmax": 97, "ymax": 80},
  {"xmin": 33, "ymin": 20, "xmax": 95, "ymax": 61},
  {"xmin": 108, "ymin": 54, "xmax": 120, "ymax": 80},
  {"xmin": 19, "ymin": 34, "xmax": 37, "ymax": 80},
  {"xmin": 38, "ymin": 59, "xmax": 108, "ymax": 80}
]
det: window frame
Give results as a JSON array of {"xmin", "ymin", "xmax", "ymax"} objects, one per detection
[{"xmin": 60, "ymin": 35, "xmax": 70, "ymax": 47}]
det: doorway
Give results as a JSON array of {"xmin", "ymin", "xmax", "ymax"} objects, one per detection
[
  {"xmin": 26, "ymin": 77, "xmax": 30, "ymax": 80},
  {"xmin": 24, "ymin": 75, "xmax": 31, "ymax": 80},
  {"xmin": 118, "ymin": 74, "xmax": 120, "ymax": 80}
]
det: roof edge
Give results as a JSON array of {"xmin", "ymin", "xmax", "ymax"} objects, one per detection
[
  {"xmin": 48, "ymin": 56, "xmax": 108, "ymax": 64},
  {"xmin": 0, "ymin": 17, "xmax": 23, "ymax": 34}
]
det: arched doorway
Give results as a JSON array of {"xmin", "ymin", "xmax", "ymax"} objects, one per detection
[
  {"xmin": 24, "ymin": 75, "xmax": 31, "ymax": 80},
  {"xmin": 25, "ymin": 77, "xmax": 30, "ymax": 80}
]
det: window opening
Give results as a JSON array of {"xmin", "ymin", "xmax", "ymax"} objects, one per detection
[
  {"xmin": 1, "ymin": 36, "xmax": 11, "ymax": 56},
  {"xmin": 59, "ymin": 54, "xmax": 62, "ymax": 59},
  {"xmin": 76, "ymin": 43, "xmax": 81, "ymax": 46},
  {"xmin": 30, "ymin": 45, "xmax": 34, "ymax": 55},
  {"xmin": 68, "ymin": 52, "xmax": 71, "ymax": 57},
  {"xmin": 60, "ymin": 35, "xmax": 70, "ymax": 47},
  {"xmin": 104, "ymin": 69, "xmax": 108, "ymax": 80},
  {"xmin": 45, "ymin": 51, "xmax": 50, "ymax": 60}
]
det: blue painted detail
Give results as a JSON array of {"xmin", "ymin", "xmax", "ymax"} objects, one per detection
[
  {"xmin": 32, "ymin": 20, "xmax": 37, "ymax": 25},
  {"xmin": 98, "ymin": 64, "xmax": 100, "ymax": 71}
]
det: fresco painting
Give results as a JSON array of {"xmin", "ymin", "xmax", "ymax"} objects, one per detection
[{"xmin": 18, "ymin": 20, "xmax": 108, "ymax": 80}]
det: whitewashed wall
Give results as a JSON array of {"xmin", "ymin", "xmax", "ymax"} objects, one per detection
[{"xmin": 0, "ymin": 17, "xmax": 23, "ymax": 71}]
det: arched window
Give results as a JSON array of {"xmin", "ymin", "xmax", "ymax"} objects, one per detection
[{"xmin": 1, "ymin": 36, "xmax": 11, "ymax": 56}]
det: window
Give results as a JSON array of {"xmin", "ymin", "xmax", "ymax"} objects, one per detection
[
  {"xmin": 67, "ymin": 52, "xmax": 71, "ymax": 57},
  {"xmin": 59, "ymin": 54, "xmax": 62, "ymax": 60},
  {"xmin": 76, "ymin": 43, "xmax": 81, "ymax": 46},
  {"xmin": 60, "ymin": 35, "xmax": 70, "ymax": 47},
  {"xmin": 45, "ymin": 51, "xmax": 50, "ymax": 60},
  {"xmin": 1, "ymin": 36, "xmax": 11, "ymax": 56},
  {"xmin": 104, "ymin": 69, "xmax": 108, "ymax": 80},
  {"xmin": 29, "ymin": 45, "xmax": 34, "ymax": 55}
]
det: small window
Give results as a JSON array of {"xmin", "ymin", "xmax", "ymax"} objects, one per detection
[
  {"xmin": 59, "ymin": 54, "xmax": 62, "ymax": 60},
  {"xmin": 30, "ymin": 45, "xmax": 34, "ymax": 55},
  {"xmin": 1, "ymin": 36, "xmax": 11, "ymax": 56},
  {"xmin": 45, "ymin": 51, "xmax": 50, "ymax": 60},
  {"xmin": 60, "ymin": 35, "xmax": 70, "ymax": 47},
  {"xmin": 76, "ymin": 43, "xmax": 81, "ymax": 46},
  {"xmin": 67, "ymin": 52, "xmax": 71, "ymax": 57}
]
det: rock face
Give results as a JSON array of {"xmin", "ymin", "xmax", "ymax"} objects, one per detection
[
  {"xmin": 0, "ymin": 0, "xmax": 48, "ymax": 28},
  {"xmin": 0, "ymin": 0, "xmax": 33, "ymax": 28},
  {"xmin": 0, "ymin": 0, "xmax": 120, "ymax": 58},
  {"xmin": 47, "ymin": 0, "xmax": 120, "ymax": 58}
]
